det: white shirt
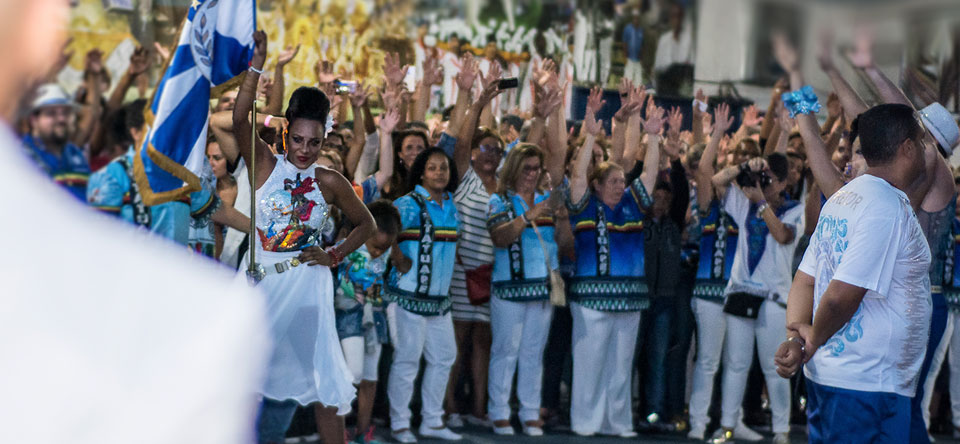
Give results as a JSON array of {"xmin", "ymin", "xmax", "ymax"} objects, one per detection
[
  {"xmin": 653, "ymin": 25, "xmax": 693, "ymax": 73},
  {"xmin": 798, "ymin": 174, "xmax": 932, "ymax": 397},
  {"xmin": 0, "ymin": 126, "xmax": 269, "ymax": 444},
  {"xmin": 724, "ymin": 186, "xmax": 805, "ymax": 302}
]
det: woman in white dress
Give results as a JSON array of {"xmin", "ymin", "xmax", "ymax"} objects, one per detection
[{"xmin": 234, "ymin": 31, "xmax": 376, "ymax": 444}]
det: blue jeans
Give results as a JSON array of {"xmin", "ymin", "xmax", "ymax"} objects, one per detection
[
  {"xmin": 641, "ymin": 296, "xmax": 672, "ymax": 417},
  {"xmin": 806, "ymin": 379, "xmax": 910, "ymax": 444},
  {"xmin": 256, "ymin": 398, "xmax": 298, "ymax": 444},
  {"xmin": 909, "ymin": 292, "xmax": 947, "ymax": 444}
]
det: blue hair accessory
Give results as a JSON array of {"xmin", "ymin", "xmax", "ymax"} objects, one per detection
[{"xmin": 781, "ymin": 86, "xmax": 821, "ymax": 118}]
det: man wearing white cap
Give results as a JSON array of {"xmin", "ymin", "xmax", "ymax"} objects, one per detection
[{"xmin": 22, "ymin": 82, "xmax": 90, "ymax": 201}]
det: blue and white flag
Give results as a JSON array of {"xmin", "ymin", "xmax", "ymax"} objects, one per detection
[{"xmin": 134, "ymin": 0, "xmax": 256, "ymax": 205}]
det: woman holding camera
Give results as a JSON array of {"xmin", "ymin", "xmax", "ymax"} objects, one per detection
[{"xmin": 709, "ymin": 153, "xmax": 804, "ymax": 444}]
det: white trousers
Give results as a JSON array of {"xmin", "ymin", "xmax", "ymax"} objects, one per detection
[
  {"xmin": 387, "ymin": 307, "xmax": 457, "ymax": 431},
  {"xmin": 487, "ymin": 297, "xmax": 553, "ymax": 422},
  {"xmin": 341, "ymin": 337, "xmax": 382, "ymax": 384},
  {"xmin": 688, "ymin": 298, "xmax": 727, "ymax": 430},
  {"xmin": 570, "ymin": 302, "xmax": 641, "ymax": 436},
  {"xmin": 624, "ymin": 59, "xmax": 644, "ymax": 86},
  {"xmin": 720, "ymin": 301, "xmax": 791, "ymax": 433}
]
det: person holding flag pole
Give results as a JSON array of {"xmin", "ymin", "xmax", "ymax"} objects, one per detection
[{"xmin": 234, "ymin": 29, "xmax": 376, "ymax": 444}]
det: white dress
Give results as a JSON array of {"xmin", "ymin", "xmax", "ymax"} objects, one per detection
[{"xmin": 244, "ymin": 155, "xmax": 356, "ymax": 413}]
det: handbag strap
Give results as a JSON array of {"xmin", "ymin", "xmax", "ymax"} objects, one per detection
[
  {"xmin": 409, "ymin": 192, "xmax": 433, "ymax": 296},
  {"xmin": 502, "ymin": 193, "xmax": 525, "ymax": 281},
  {"xmin": 530, "ymin": 220, "xmax": 555, "ymax": 274}
]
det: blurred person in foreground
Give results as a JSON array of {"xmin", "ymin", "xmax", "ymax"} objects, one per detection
[{"xmin": 0, "ymin": 1, "xmax": 269, "ymax": 444}]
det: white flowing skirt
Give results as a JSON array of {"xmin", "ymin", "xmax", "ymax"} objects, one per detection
[{"xmin": 242, "ymin": 249, "xmax": 356, "ymax": 414}]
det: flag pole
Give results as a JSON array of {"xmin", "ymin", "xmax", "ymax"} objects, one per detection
[{"xmin": 247, "ymin": 100, "xmax": 262, "ymax": 283}]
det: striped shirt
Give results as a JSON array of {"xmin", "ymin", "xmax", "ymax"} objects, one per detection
[{"xmin": 450, "ymin": 168, "xmax": 495, "ymax": 322}]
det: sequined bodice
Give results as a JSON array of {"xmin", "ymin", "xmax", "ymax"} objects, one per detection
[{"xmin": 255, "ymin": 156, "xmax": 333, "ymax": 252}]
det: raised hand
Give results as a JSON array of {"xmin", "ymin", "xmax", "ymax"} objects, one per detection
[
  {"xmin": 314, "ymin": 60, "xmax": 336, "ymax": 84},
  {"xmin": 618, "ymin": 77, "xmax": 634, "ymax": 96},
  {"xmin": 777, "ymin": 102, "xmax": 795, "ymax": 132},
  {"xmin": 667, "ymin": 106, "xmax": 683, "ymax": 138},
  {"xmin": 846, "ymin": 27, "xmax": 874, "ymax": 69},
  {"xmin": 456, "ymin": 53, "xmax": 478, "ymax": 91},
  {"xmin": 251, "ymin": 30, "xmax": 267, "ymax": 69},
  {"xmin": 476, "ymin": 62, "xmax": 504, "ymax": 105},
  {"xmin": 84, "ymin": 48, "xmax": 104, "ymax": 75},
  {"xmin": 534, "ymin": 86, "xmax": 563, "ymax": 119},
  {"xmin": 771, "ymin": 32, "xmax": 798, "ymax": 73},
  {"xmin": 583, "ymin": 86, "xmax": 605, "ymax": 136},
  {"xmin": 153, "ymin": 41, "xmax": 170, "ymax": 64},
  {"xmin": 817, "ymin": 30, "xmax": 835, "ymax": 72},
  {"xmin": 643, "ymin": 99, "xmax": 667, "ymax": 135},
  {"xmin": 349, "ymin": 81, "xmax": 371, "ymax": 108},
  {"xmin": 742, "ymin": 104, "xmax": 761, "ymax": 127},
  {"xmin": 379, "ymin": 107, "xmax": 401, "ymax": 134},
  {"xmin": 277, "ymin": 44, "xmax": 301, "ymax": 67},
  {"xmin": 613, "ymin": 89, "xmax": 642, "ymax": 122},
  {"xmin": 712, "ymin": 102, "xmax": 735, "ymax": 136},
  {"xmin": 826, "ymin": 92, "xmax": 841, "ymax": 119},
  {"xmin": 128, "ymin": 46, "xmax": 149, "ymax": 77},
  {"xmin": 422, "ymin": 52, "xmax": 443, "ymax": 87},
  {"xmin": 383, "ymin": 52, "xmax": 409, "ymax": 87}
]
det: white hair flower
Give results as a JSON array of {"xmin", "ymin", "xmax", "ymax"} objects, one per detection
[{"xmin": 325, "ymin": 114, "xmax": 335, "ymax": 137}]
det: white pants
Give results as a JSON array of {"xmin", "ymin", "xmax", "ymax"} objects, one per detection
[
  {"xmin": 688, "ymin": 298, "xmax": 727, "ymax": 430},
  {"xmin": 487, "ymin": 297, "xmax": 553, "ymax": 422},
  {"xmin": 341, "ymin": 337, "xmax": 383, "ymax": 384},
  {"xmin": 624, "ymin": 59, "xmax": 644, "ymax": 86},
  {"xmin": 720, "ymin": 301, "xmax": 790, "ymax": 433},
  {"xmin": 387, "ymin": 307, "xmax": 457, "ymax": 431},
  {"xmin": 570, "ymin": 302, "xmax": 641, "ymax": 436}
]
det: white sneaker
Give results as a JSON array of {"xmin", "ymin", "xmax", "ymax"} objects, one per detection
[
  {"xmin": 391, "ymin": 429, "xmax": 417, "ymax": 443},
  {"xmin": 418, "ymin": 425, "xmax": 462, "ymax": 441},
  {"xmin": 773, "ymin": 432, "xmax": 791, "ymax": 444},
  {"xmin": 618, "ymin": 430, "xmax": 638, "ymax": 438},
  {"xmin": 446, "ymin": 413, "xmax": 464, "ymax": 428},
  {"xmin": 687, "ymin": 424, "xmax": 706, "ymax": 440},
  {"xmin": 464, "ymin": 414, "xmax": 491, "ymax": 427},
  {"xmin": 492, "ymin": 424, "xmax": 514, "ymax": 435},
  {"xmin": 522, "ymin": 425, "xmax": 544, "ymax": 437},
  {"xmin": 573, "ymin": 429, "xmax": 595, "ymax": 437},
  {"xmin": 733, "ymin": 421, "xmax": 763, "ymax": 442}
]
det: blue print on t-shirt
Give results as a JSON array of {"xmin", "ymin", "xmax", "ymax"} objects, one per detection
[{"xmin": 814, "ymin": 215, "xmax": 863, "ymax": 356}]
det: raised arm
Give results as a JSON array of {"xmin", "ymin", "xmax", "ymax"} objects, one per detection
[
  {"xmin": 777, "ymin": 33, "xmax": 846, "ymax": 197},
  {"xmin": 568, "ymin": 88, "xmax": 605, "ymax": 204},
  {"xmin": 817, "ymin": 32, "xmax": 868, "ymax": 122},
  {"xmin": 442, "ymin": 53, "xmax": 477, "ymax": 144},
  {"xmin": 107, "ymin": 46, "xmax": 149, "ymax": 112},
  {"xmin": 539, "ymin": 85, "xmax": 567, "ymax": 188},
  {"xmin": 373, "ymin": 107, "xmax": 400, "ymax": 188},
  {"xmin": 639, "ymin": 99, "xmax": 667, "ymax": 194},
  {"xmin": 691, "ymin": 88, "xmax": 707, "ymax": 145},
  {"xmin": 413, "ymin": 51, "xmax": 442, "ymax": 122},
  {"xmin": 760, "ymin": 78, "xmax": 788, "ymax": 142},
  {"xmin": 344, "ymin": 82, "xmax": 373, "ymax": 179},
  {"xmin": 846, "ymin": 30, "xmax": 912, "ymax": 108},
  {"xmin": 210, "ymin": 109, "xmax": 285, "ymax": 165},
  {"xmin": 265, "ymin": 44, "xmax": 300, "ymax": 117},
  {"xmin": 453, "ymin": 63, "xmax": 503, "ymax": 180},
  {"xmin": 697, "ymin": 103, "xmax": 734, "ymax": 209},
  {"xmin": 232, "ymin": 30, "xmax": 277, "ymax": 190},
  {"xmin": 611, "ymin": 83, "xmax": 645, "ymax": 167}
]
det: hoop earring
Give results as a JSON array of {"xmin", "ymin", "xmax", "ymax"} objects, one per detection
[{"xmin": 282, "ymin": 128, "xmax": 288, "ymax": 154}]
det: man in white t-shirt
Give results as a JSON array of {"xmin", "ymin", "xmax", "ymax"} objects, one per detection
[{"xmin": 776, "ymin": 104, "xmax": 933, "ymax": 443}]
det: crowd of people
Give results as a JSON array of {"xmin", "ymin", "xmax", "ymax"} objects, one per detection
[{"xmin": 13, "ymin": 4, "xmax": 960, "ymax": 444}]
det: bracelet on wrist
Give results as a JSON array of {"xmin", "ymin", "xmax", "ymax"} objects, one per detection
[
  {"xmin": 248, "ymin": 64, "xmax": 265, "ymax": 75},
  {"xmin": 781, "ymin": 85, "xmax": 821, "ymax": 118},
  {"xmin": 786, "ymin": 336, "xmax": 805, "ymax": 352},
  {"xmin": 264, "ymin": 115, "xmax": 273, "ymax": 128},
  {"xmin": 325, "ymin": 246, "xmax": 344, "ymax": 268},
  {"xmin": 521, "ymin": 213, "xmax": 531, "ymax": 225}
]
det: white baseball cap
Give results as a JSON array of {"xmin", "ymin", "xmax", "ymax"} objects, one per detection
[
  {"xmin": 30, "ymin": 83, "xmax": 76, "ymax": 112},
  {"xmin": 919, "ymin": 102, "xmax": 959, "ymax": 156}
]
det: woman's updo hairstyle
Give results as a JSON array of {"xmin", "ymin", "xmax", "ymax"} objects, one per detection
[{"xmin": 285, "ymin": 86, "xmax": 330, "ymax": 125}]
